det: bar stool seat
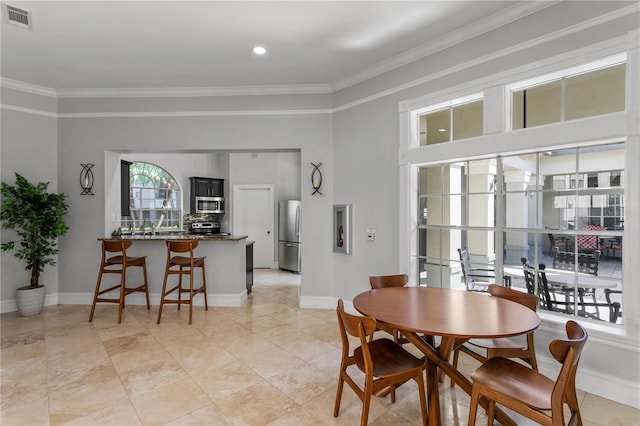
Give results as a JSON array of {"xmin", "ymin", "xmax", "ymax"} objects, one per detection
[
  {"xmin": 157, "ymin": 239, "xmax": 208, "ymax": 325},
  {"xmin": 89, "ymin": 239, "xmax": 150, "ymax": 324}
]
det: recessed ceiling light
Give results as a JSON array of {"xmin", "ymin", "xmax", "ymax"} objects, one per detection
[
  {"xmin": 438, "ymin": 128, "xmax": 447, "ymax": 132},
  {"xmin": 253, "ymin": 46, "xmax": 266, "ymax": 55}
]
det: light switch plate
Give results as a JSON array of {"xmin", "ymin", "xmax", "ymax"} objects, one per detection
[{"xmin": 366, "ymin": 226, "xmax": 376, "ymax": 241}]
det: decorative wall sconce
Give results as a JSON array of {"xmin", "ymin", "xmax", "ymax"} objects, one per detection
[
  {"xmin": 311, "ymin": 162, "xmax": 323, "ymax": 195},
  {"xmin": 80, "ymin": 163, "xmax": 94, "ymax": 195}
]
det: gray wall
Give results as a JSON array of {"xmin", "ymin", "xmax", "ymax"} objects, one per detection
[
  {"xmin": 1, "ymin": 104, "xmax": 58, "ymax": 302},
  {"xmin": 53, "ymin": 113, "xmax": 333, "ymax": 300}
]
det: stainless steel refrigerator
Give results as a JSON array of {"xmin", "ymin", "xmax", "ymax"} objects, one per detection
[{"xmin": 278, "ymin": 200, "xmax": 301, "ymax": 273}]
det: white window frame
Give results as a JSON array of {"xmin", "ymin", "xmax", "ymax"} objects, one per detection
[{"xmin": 399, "ymin": 35, "xmax": 639, "ymax": 340}]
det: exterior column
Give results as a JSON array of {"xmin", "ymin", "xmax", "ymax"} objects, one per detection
[
  {"xmin": 467, "ymin": 160, "xmax": 496, "ymax": 263},
  {"xmin": 422, "ymin": 164, "xmax": 463, "ymax": 288},
  {"xmin": 504, "ymin": 170, "xmax": 531, "ymax": 264}
]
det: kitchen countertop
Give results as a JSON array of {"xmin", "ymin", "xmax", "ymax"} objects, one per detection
[{"xmin": 100, "ymin": 233, "xmax": 248, "ymax": 242}]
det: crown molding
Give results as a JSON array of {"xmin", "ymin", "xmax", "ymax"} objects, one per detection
[
  {"xmin": 55, "ymin": 83, "xmax": 333, "ymax": 99},
  {"xmin": 0, "ymin": 77, "xmax": 57, "ymax": 97},
  {"xmin": 0, "ymin": 103, "xmax": 57, "ymax": 117},
  {"xmin": 57, "ymin": 109, "xmax": 332, "ymax": 118},
  {"xmin": 1, "ymin": 78, "xmax": 332, "ymax": 99},
  {"xmin": 330, "ymin": 0, "xmax": 560, "ymax": 91}
]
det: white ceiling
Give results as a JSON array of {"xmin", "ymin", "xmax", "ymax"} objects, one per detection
[{"xmin": 1, "ymin": 1, "xmax": 553, "ymax": 94}]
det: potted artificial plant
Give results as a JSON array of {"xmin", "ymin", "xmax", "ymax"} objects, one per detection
[{"xmin": 1, "ymin": 173, "xmax": 69, "ymax": 316}]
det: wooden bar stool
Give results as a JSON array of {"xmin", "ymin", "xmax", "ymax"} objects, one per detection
[
  {"xmin": 89, "ymin": 240, "xmax": 150, "ymax": 324},
  {"xmin": 157, "ymin": 239, "xmax": 208, "ymax": 325}
]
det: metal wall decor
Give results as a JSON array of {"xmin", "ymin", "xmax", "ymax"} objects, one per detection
[
  {"xmin": 311, "ymin": 162, "xmax": 323, "ymax": 195},
  {"xmin": 80, "ymin": 163, "xmax": 94, "ymax": 195}
]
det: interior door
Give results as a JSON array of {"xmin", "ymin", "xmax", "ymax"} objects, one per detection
[{"xmin": 232, "ymin": 185, "xmax": 275, "ymax": 268}]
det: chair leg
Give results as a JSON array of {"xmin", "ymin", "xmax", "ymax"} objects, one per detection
[
  {"xmin": 334, "ymin": 372, "xmax": 345, "ymax": 417},
  {"xmin": 117, "ymin": 271, "xmax": 126, "ymax": 324},
  {"xmin": 487, "ymin": 398, "xmax": 496, "ymax": 425},
  {"xmin": 188, "ymin": 270, "xmax": 194, "ymax": 325},
  {"xmin": 142, "ymin": 261, "xmax": 150, "ymax": 310},
  {"xmin": 177, "ymin": 266, "xmax": 183, "ymax": 311},
  {"xmin": 157, "ymin": 268, "xmax": 170, "ymax": 324},
  {"xmin": 468, "ymin": 383, "xmax": 480, "ymax": 426},
  {"xmin": 527, "ymin": 334, "xmax": 538, "ymax": 371},
  {"xmin": 450, "ymin": 347, "xmax": 460, "ymax": 387},
  {"xmin": 201, "ymin": 263, "xmax": 208, "ymax": 310},
  {"xmin": 88, "ymin": 268, "xmax": 104, "ymax": 322},
  {"xmin": 415, "ymin": 372, "xmax": 428, "ymax": 426},
  {"xmin": 361, "ymin": 386, "xmax": 372, "ymax": 426}
]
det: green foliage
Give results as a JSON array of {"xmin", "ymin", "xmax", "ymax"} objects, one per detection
[{"xmin": 1, "ymin": 173, "xmax": 69, "ymax": 288}]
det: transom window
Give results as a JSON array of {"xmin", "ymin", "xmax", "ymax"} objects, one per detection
[
  {"xmin": 417, "ymin": 94, "xmax": 483, "ymax": 146},
  {"xmin": 121, "ymin": 162, "xmax": 181, "ymax": 232},
  {"xmin": 510, "ymin": 54, "xmax": 626, "ymax": 130}
]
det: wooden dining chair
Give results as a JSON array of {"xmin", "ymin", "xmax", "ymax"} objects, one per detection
[
  {"xmin": 450, "ymin": 284, "xmax": 539, "ymax": 387},
  {"xmin": 368, "ymin": 274, "xmax": 408, "ymax": 343},
  {"xmin": 369, "ymin": 275, "xmax": 435, "ymax": 347},
  {"xmin": 334, "ymin": 299, "xmax": 427, "ymax": 426},
  {"xmin": 468, "ymin": 320, "xmax": 588, "ymax": 426}
]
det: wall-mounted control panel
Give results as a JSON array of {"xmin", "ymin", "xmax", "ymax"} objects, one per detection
[{"xmin": 366, "ymin": 226, "xmax": 376, "ymax": 241}]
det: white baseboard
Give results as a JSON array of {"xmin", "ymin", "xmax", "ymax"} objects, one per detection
[
  {"xmin": 299, "ymin": 295, "xmax": 337, "ymax": 309},
  {"xmin": 1, "ymin": 290, "xmax": 248, "ymax": 313},
  {"xmin": 0, "ymin": 292, "xmax": 59, "ymax": 314}
]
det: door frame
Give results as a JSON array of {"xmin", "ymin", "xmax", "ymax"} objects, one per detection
[{"xmin": 232, "ymin": 184, "xmax": 276, "ymax": 269}]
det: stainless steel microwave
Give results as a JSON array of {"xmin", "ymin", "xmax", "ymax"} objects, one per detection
[{"xmin": 194, "ymin": 196, "xmax": 224, "ymax": 214}]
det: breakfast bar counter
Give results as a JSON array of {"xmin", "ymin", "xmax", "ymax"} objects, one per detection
[
  {"xmin": 98, "ymin": 233, "xmax": 250, "ymax": 306},
  {"xmin": 104, "ymin": 233, "xmax": 248, "ymax": 242}
]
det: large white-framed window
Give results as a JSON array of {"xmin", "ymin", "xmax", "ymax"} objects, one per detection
[{"xmin": 401, "ymin": 44, "xmax": 637, "ymax": 332}]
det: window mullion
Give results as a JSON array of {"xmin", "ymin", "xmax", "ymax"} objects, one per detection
[{"xmin": 495, "ymin": 158, "xmax": 504, "ymax": 279}]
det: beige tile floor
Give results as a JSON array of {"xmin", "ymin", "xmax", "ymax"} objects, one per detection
[{"xmin": 2, "ymin": 269, "xmax": 639, "ymax": 425}]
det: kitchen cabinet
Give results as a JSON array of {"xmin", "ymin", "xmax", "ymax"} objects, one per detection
[
  {"xmin": 246, "ymin": 241, "xmax": 254, "ymax": 294},
  {"xmin": 120, "ymin": 160, "xmax": 132, "ymax": 216},
  {"xmin": 190, "ymin": 177, "xmax": 224, "ymax": 197}
]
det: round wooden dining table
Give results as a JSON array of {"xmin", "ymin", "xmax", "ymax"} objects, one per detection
[{"xmin": 353, "ymin": 286, "xmax": 541, "ymax": 426}]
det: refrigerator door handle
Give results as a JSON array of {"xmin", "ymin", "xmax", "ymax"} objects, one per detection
[{"xmin": 295, "ymin": 205, "xmax": 300, "ymax": 237}]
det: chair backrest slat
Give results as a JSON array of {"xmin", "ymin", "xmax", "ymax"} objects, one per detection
[
  {"xmin": 337, "ymin": 299, "xmax": 377, "ymax": 338},
  {"xmin": 167, "ymin": 239, "xmax": 198, "ymax": 253},
  {"xmin": 488, "ymin": 283, "xmax": 538, "ymax": 311},
  {"xmin": 103, "ymin": 239, "xmax": 132, "ymax": 253},
  {"xmin": 550, "ymin": 320, "xmax": 588, "ymax": 365},
  {"xmin": 369, "ymin": 274, "xmax": 408, "ymax": 289}
]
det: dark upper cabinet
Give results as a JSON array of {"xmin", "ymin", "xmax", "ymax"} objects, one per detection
[
  {"xmin": 190, "ymin": 177, "xmax": 224, "ymax": 197},
  {"xmin": 121, "ymin": 160, "xmax": 132, "ymax": 216}
]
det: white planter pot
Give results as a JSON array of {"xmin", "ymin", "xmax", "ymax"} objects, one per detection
[{"xmin": 15, "ymin": 285, "xmax": 46, "ymax": 316}]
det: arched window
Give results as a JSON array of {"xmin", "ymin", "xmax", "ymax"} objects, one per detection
[{"xmin": 122, "ymin": 162, "xmax": 181, "ymax": 232}]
